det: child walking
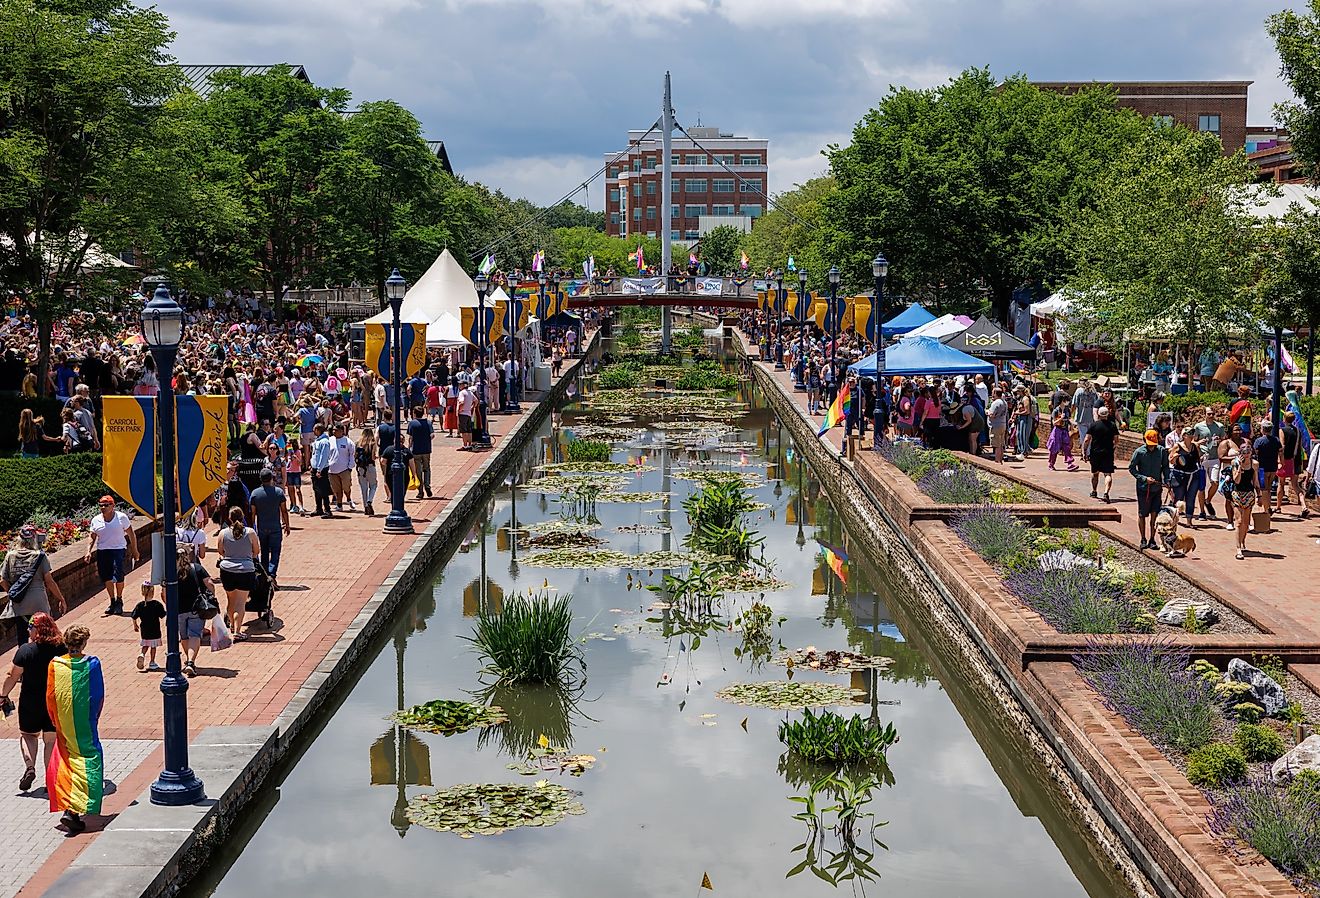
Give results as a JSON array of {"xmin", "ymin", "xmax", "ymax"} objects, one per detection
[
  {"xmin": 286, "ymin": 438, "xmax": 305, "ymax": 514},
  {"xmin": 1048, "ymin": 399, "xmax": 1079, "ymax": 472},
  {"xmin": 132, "ymin": 582, "xmax": 166, "ymax": 671}
]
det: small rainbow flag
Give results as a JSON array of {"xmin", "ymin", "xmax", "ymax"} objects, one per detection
[
  {"xmin": 46, "ymin": 653, "xmax": 104, "ymax": 815},
  {"xmin": 817, "ymin": 539, "xmax": 848, "ymax": 586},
  {"xmin": 629, "ymin": 245, "xmax": 645, "ymax": 271},
  {"xmin": 817, "ymin": 380, "xmax": 851, "ymax": 437},
  {"xmin": 740, "ymin": 251, "xmax": 749, "ymax": 270}
]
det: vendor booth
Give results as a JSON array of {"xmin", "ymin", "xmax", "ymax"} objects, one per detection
[
  {"xmin": 880, "ymin": 303, "xmax": 936, "ymax": 338},
  {"xmin": 848, "ymin": 336, "xmax": 994, "ymax": 378},
  {"xmin": 899, "ymin": 313, "xmax": 972, "ymax": 342},
  {"xmin": 941, "ymin": 315, "xmax": 1036, "ymax": 360}
]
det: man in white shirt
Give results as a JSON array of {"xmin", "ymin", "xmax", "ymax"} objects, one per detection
[
  {"xmin": 456, "ymin": 383, "xmax": 476, "ymax": 451},
  {"xmin": 327, "ymin": 422, "xmax": 356, "ymax": 511},
  {"xmin": 85, "ymin": 495, "xmax": 138, "ymax": 615}
]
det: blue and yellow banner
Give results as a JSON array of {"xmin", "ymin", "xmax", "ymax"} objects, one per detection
[
  {"xmin": 101, "ymin": 396, "xmax": 157, "ymax": 517},
  {"xmin": 535, "ymin": 289, "xmax": 555, "ymax": 321},
  {"xmin": 500, "ymin": 296, "xmax": 530, "ymax": 336},
  {"xmin": 461, "ymin": 306, "xmax": 503, "ymax": 346},
  {"xmin": 364, "ymin": 322, "xmax": 427, "ymax": 381},
  {"xmin": 175, "ymin": 395, "xmax": 229, "ymax": 517},
  {"xmin": 852, "ymin": 298, "xmax": 879, "ymax": 342}
]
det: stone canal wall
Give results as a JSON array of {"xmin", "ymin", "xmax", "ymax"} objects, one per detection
[{"xmin": 737, "ymin": 335, "xmax": 1307, "ymax": 898}]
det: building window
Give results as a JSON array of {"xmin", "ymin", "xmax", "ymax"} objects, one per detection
[
  {"xmin": 740, "ymin": 179, "xmax": 762, "ymax": 193},
  {"xmin": 633, "ymin": 159, "xmax": 643, "ymax": 172},
  {"xmin": 684, "ymin": 154, "xmax": 705, "ymax": 164},
  {"xmin": 739, "ymin": 155, "xmax": 760, "ymax": 165},
  {"xmin": 609, "ymin": 167, "xmax": 619, "ymax": 178},
  {"xmin": 1152, "ymin": 114, "xmax": 1174, "ymax": 129},
  {"xmin": 632, "ymin": 183, "xmax": 642, "ymax": 198},
  {"xmin": 646, "ymin": 207, "xmax": 656, "ymax": 220},
  {"xmin": 684, "ymin": 204, "xmax": 705, "ymax": 218},
  {"xmin": 711, "ymin": 205, "xmax": 735, "ymax": 215},
  {"xmin": 716, "ymin": 154, "xmax": 735, "ymax": 165},
  {"xmin": 671, "ymin": 179, "xmax": 680, "ymax": 194},
  {"xmin": 740, "ymin": 205, "xmax": 762, "ymax": 217},
  {"xmin": 670, "ymin": 154, "xmax": 680, "ymax": 166},
  {"xmin": 685, "ymin": 179, "xmax": 707, "ymax": 192},
  {"xmin": 713, "ymin": 179, "xmax": 735, "ymax": 193},
  {"xmin": 609, "ymin": 189, "xmax": 620, "ymax": 202},
  {"xmin": 1199, "ymin": 114, "xmax": 1221, "ymax": 135},
  {"xmin": 671, "ymin": 205, "xmax": 679, "ymax": 218},
  {"xmin": 611, "ymin": 212, "xmax": 620, "ymax": 224},
  {"xmin": 671, "ymin": 230, "xmax": 680, "ymax": 240},
  {"xmin": 632, "ymin": 207, "xmax": 641, "ymax": 221},
  {"xmin": 646, "ymin": 181, "xmax": 656, "ymax": 195},
  {"xmin": 684, "ymin": 230, "xmax": 700, "ymax": 240},
  {"xmin": 645, "ymin": 156, "xmax": 656, "ymax": 169}
]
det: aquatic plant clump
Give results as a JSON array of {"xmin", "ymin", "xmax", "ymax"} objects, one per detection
[
  {"xmin": 390, "ymin": 699, "xmax": 508, "ymax": 736},
  {"xmin": 1076, "ymin": 639, "xmax": 1218, "ymax": 753},
  {"xmin": 951, "ymin": 504, "xmax": 1030, "ymax": 564},
  {"xmin": 716, "ymin": 680, "xmax": 865, "ymax": 710},
  {"xmin": 779, "ymin": 708, "xmax": 899, "ymax": 764},
  {"xmin": 777, "ymin": 648, "xmax": 894, "ymax": 674},
  {"xmin": 565, "ymin": 439, "xmax": 613, "ymax": 463},
  {"xmin": 523, "ymin": 548, "xmax": 727, "ymax": 569},
  {"xmin": 916, "ymin": 465, "xmax": 990, "ymax": 504},
  {"xmin": 406, "ymin": 781, "xmax": 585, "ymax": 836},
  {"xmin": 466, "ymin": 591, "xmax": 584, "ymax": 686},
  {"xmin": 1210, "ymin": 774, "xmax": 1320, "ymax": 888},
  {"xmin": 537, "ymin": 461, "xmax": 656, "ymax": 474},
  {"xmin": 1006, "ymin": 564, "xmax": 1145, "ymax": 634}
]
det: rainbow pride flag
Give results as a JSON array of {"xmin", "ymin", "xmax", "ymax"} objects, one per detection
[
  {"xmin": 46, "ymin": 654, "xmax": 104, "ymax": 815},
  {"xmin": 818, "ymin": 539, "xmax": 849, "ymax": 586},
  {"xmin": 817, "ymin": 380, "xmax": 851, "ymax": 437}
]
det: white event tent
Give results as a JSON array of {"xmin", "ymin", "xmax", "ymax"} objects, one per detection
[
  {"xmin": 898, "ymin": 313, "xmax": 969, "ymax": 342},
  {"xmin": 359, "ymin": 248, "xmax": 476, "ymax": 347}
]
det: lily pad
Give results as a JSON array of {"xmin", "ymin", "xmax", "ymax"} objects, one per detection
[
  {"xmin": 390, "ymin": 700, "xmax": 508, "ymax": 735},
  {"xmin": 536, "ymin": 462, "xmax": 657, "ymax": 474},
  {"xmin": 406, "ymin": 781, "xmax": 585, "ymax": 836},
  {"xmin": 715, "ymin": 681, "xmax": 866, "ymax": 710},
  {"xmin": 774, "ymin": 648, "xmax": 895, "ymax": 674},
  {"xmin": 523, "ymin": 548, "xmax": 728, "ymax": 569},
  {"xmin": 713, "ymin": 569, "xmax": 790, "ymax": 593}
]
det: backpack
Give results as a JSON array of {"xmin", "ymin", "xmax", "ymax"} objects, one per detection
[
  {"xmin": 4, "ymin": 552, "xmax": 45, "ymax": 608},
  {"xmin": 72, "ymin": 423, "xmax": 95, "ymax": 452},
  {"xmin": 355, "ymin": 444, "xmax": 372, "ymax": 471}
]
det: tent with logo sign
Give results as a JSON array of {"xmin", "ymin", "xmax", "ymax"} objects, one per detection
[{"xmin": 940, "ymin": 314, "xmax": 1036, "ymax": 360}]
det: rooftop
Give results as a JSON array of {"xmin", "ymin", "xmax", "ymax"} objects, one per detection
[{"xmin": 177, "ymin": 64, "xmax": 310, "ymax": 99}]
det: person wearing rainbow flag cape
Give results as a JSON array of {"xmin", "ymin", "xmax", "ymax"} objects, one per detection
[{"xmin": 46, "ymin": 624, "xmax": 104, "ymax": 833}]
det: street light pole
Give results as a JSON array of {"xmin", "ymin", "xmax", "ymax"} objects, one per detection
[
  {"xmin": 143, "ymin": 287, "xmax": 204, "ymax": 807},
  {"xmin": 774, "ymin": 269, "xmax": 785, "ymax": 370},
  {"xmin": 795, "ymin": 268, "xmax": 809, "ymax": 390},
  {"xmin": 871, "ymin": 253, "xmax": 889, "ymax": 331},
  {"xmin": 473, "ymin": 273, "xmax": 492, "ymax": 449},
  {"xmin": 828, "ymin": 265, "xmax": 841, "ymax": 406},
  {"xmin": 383, "ymin": 269, "xmax": 414, "ymax": 535}
]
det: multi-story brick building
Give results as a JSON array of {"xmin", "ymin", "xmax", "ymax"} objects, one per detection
[
  {"xmin": 1033, "ymin": 80, "xmax": 1251, "ymax": 153},
  {"xmin": 602, "ymin": 126, "xmax": 768, "ymax": 242}
]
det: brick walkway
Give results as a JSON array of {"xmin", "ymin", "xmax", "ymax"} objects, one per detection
[{"xmin": 0, "ymin": 382, "xmax": 565, "ymax": 897}]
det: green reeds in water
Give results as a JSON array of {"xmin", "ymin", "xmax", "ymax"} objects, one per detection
[{"xmin": 465, "ymin": 590, "xmax": 585, "ymax": 686}]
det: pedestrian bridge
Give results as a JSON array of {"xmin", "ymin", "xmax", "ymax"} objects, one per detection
[{"xmin": 549, "ymin": 274, "xmax": 762, "ymax": 310}]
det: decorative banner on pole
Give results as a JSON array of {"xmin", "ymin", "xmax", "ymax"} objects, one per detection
[
  {"xmin": 461, "ymin": 306, "xmax": 503, "ymax": 346},
  {"xmin": 501, "ymin": 296, "xmax": 529, "ymax": 336},
  {"xmin": 364, "ymin": 322, "xmax": 427, "ymax": 380},
  {"xmin": 535, "ymin": 289, "xmax": 555, "ymax": 321},
  {"xmin": 852, "ymin": 298, "xmax": 878, "ymax": 343},
  {"xmin": 175, "ymin": 395, "xmax": 229, "ymax": 517},
  {"xmin": 101, "ymin": 396, "xmax": 158, "ymax": 517}
]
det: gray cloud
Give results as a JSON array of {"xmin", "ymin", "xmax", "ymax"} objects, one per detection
[{"xmin": 166, "ymin": 0, "xmax": 1305, "ymax": 206}]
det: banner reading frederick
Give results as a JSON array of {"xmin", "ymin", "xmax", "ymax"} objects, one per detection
[
  {"xmin": 364, "ymin": 322, "xmax": 427, "ymax": 381},
  {"xmin": 175, "ymin": 395, "xmax": 229, "ymax": 517},
  {"xmin": 101, "ymin": 397, "xmax": 157, "ymax": 517}
]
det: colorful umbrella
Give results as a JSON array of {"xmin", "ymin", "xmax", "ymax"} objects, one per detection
[
  {"xmin": 296, "ymin": 354, "xmax": 323, "ymax": 367},
  {"xmin": 121, "ymin": 334, "xmax": 145, "ymax": 346}
]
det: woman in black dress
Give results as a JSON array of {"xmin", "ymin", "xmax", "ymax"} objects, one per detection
[{"xmin": 0, "ymin": 613, "xmax": 66, "ymax": 792}]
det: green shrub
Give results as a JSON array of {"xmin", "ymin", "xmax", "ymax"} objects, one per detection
[
  {"xmin": 988, "ymin": 483, "xmax": 1030, "ymax": 504},
  {"xmin": 778, "ymin": 708, "xmax": 899, "ymax": 764},
  {"xmin": 465, "ymin": 591, "xmax": 584, "ymax": 686},
  {"xmin": 0, "ymin": 394, "xmax": 66, "ymax": 453},
  {"xmin": 1128, "ymin": 570, "xmax": 1166, "ymax": 605},
  {"xmin": 674, "ymin": 361, "xmax": 740, "ymax": 392},
  {"xmin": 1214, "ymin": 680, "xmax": 1255, "ymax": 707},
  {"xmin": 1252, "ymin": 654, "xmax": 1287, "ymax": 687},
  {"xmin": 1233, "ymin": 723, "xmax": 1287, "ymax": 762},
  {"xmin": 0, "ymin": 452, "xmax": 109, "ymax": 529},
  {"xmin": 1231, "ymin": 703, "xmax": 1265, "ymax": 723},
  {"xmin": 683, "ymin": 479, "xmax": 762, "ymax": 563},
  {"xmin": 1189, "ymin": 659, "xmax": 1221, "ymax": 684},
  {"xmin": 1186, "ymin": 742, "xmax": 1248, "ymax": 788},
  {"xmin": 1289, "ymin": 769, "xmax": 1320, "ymax": 805},
  {"xmin": 565, "ymin": 440, "xmax": 611, "ymax": 463}
]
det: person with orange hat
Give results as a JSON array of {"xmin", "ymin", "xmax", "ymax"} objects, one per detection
[
  {"xmin": 85, "ymin": 496, "xmax": 137, "ymax": 616},
  {"xmin": 1128, "ymin": 429, "xmax": 1170, "ymax": 550}
]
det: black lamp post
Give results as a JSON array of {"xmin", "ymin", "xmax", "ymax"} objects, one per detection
[
  {"xmin": 871, "ymin": 253, "xmax": 889, "ymax": 327},
  {"xmin": 828, "ymin": 265, "xmax": 841, "ymax": 405},
  {"xmin": 473, "ymin": 272, "xmax": 493, "ymax": 449},
  {"xmin": 383, "ymin": 268, "xmax": 414, "ymax": 534},
  {"xmin": 143, "ymin": 287, "xmax": 205, "ymax": 807},
  {"xmin": 773, "ymin": 269, "xmax": 785, "ymax": 370},
  {"xmin": 795, "ymin": 268, "xmax": 809, "ymax": 390}
]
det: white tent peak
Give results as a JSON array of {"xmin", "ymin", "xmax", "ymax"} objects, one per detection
[{"xmin": 360, "ymin": 248, "xmax": 476, "ymax": 325}]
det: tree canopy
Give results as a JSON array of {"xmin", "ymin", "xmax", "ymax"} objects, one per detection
[{"xmin": 1269, "ymin": 2, "xmax": 1320, "ymax": 176}]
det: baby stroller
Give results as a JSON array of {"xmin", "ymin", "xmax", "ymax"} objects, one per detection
[{"xmin": 245, "ymin": 567, "xmax": 274, "ymax": 629}]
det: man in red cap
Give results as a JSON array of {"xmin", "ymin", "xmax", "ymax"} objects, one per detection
[
  {"xmin": 85, "ymin": 496, "xmax": 138, "ymax": 616},
  {"xmin": 1128, "ymin": 430, "xmax": 1170, "ymax": 550}
]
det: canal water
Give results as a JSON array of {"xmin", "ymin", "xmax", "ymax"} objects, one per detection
[{"xmin": 188, "ymin": 350, "xmax": 1134, "ymax": 898}]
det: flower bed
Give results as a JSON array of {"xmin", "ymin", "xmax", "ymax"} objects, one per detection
[
  {"xmin": 1076, "ymin": 639, "xmax": 1320, "ymax": 893},
  {"xmin": 877, "ymin": 440, "xmax": 1031, "ymax": 504},
  {"xmin": 0, "ymin": 505, "xmax": 99, "ymax": 554}
]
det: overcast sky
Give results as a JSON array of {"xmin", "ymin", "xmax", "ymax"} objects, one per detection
[{"xmin": 168, "ymin": 0, "xmax": 1303, "ymax": 209}]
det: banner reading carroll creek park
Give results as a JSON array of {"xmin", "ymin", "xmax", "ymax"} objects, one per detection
[
  {"xmin": 175, "ymin": 394, "xmax": 229, "ymax": 516},
  {"xmin": 101, "ymin": 396, "xmax": 157, "ymax": 517},
  {"xmin": 364, "ymin": 321, "xmax": 427, "ymax": 381}
]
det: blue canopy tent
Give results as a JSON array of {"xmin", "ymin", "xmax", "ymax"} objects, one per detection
[
  {"xmin": 848, "ymin": 336, "xmax": 994, "ymax": 378},
  {"xmin": 880, "ymin": 302, "xmax": 936, "ymax": 338}
]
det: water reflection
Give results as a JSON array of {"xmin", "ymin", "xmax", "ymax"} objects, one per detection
[{"xmin": 472, "ymin": 681, "xmax": 586, "ymax": 757}]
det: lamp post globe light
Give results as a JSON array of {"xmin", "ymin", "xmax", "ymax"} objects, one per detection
[
  {"xmin": 383, "ymin": 268, "xmax": 414, "ymax": 535},
  {"xmin": 827, "ymin": 265, "xmax": 841, "ymax": 407},
  {"xmin": 143, "ymin": 287, "xmax": 205, "ymax": 806},
  {"xmin": 473, "ymin": 272, "xmax": 492, "ymax": 449},
  {"xmin": 794, "ymin": 268, "xmax": 809, "ymax": 390},
  {"xmin": 773, "ymin": 269, "xmax": 785, "ymax": 371},
  {"xmin": 871, "ymin": 253, "xmax": 889, "ymax": 322}
]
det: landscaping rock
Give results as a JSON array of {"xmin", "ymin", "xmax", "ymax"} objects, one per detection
[
  {"xmin": 1155, "ymin": 598, "xmax": 1219, "ymax": 627},
  {"xmin": 1271, "ymin": 734, "xmax": 1320, "ymax": 784},
  {"xmin": 1036, "ymin": 550, "xmax": 1095, "ymax": 572},
  {"xmin": 1226, "ymin": 658, "xmax": 1287, "ymax": 716}
]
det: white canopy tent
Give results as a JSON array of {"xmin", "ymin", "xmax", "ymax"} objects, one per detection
[
  {"xmin": 898, "ymin": 313, "xmax": 969, "ymax": 342},
  {"xmin": 359, "ymin": 248, "xmax": 476, "ymax": 327},
  {"xmin": 425, "ymin": 311, "xmax": 468, "ymax": 347},
  {"xmin": 1030, "ymin": 293, "xmax": 1072, "ymax": 318}
]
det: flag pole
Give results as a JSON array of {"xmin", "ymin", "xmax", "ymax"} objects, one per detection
[{"xmin": 661, "ymin": 71, "xmax": 674, "ymax": 355}]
